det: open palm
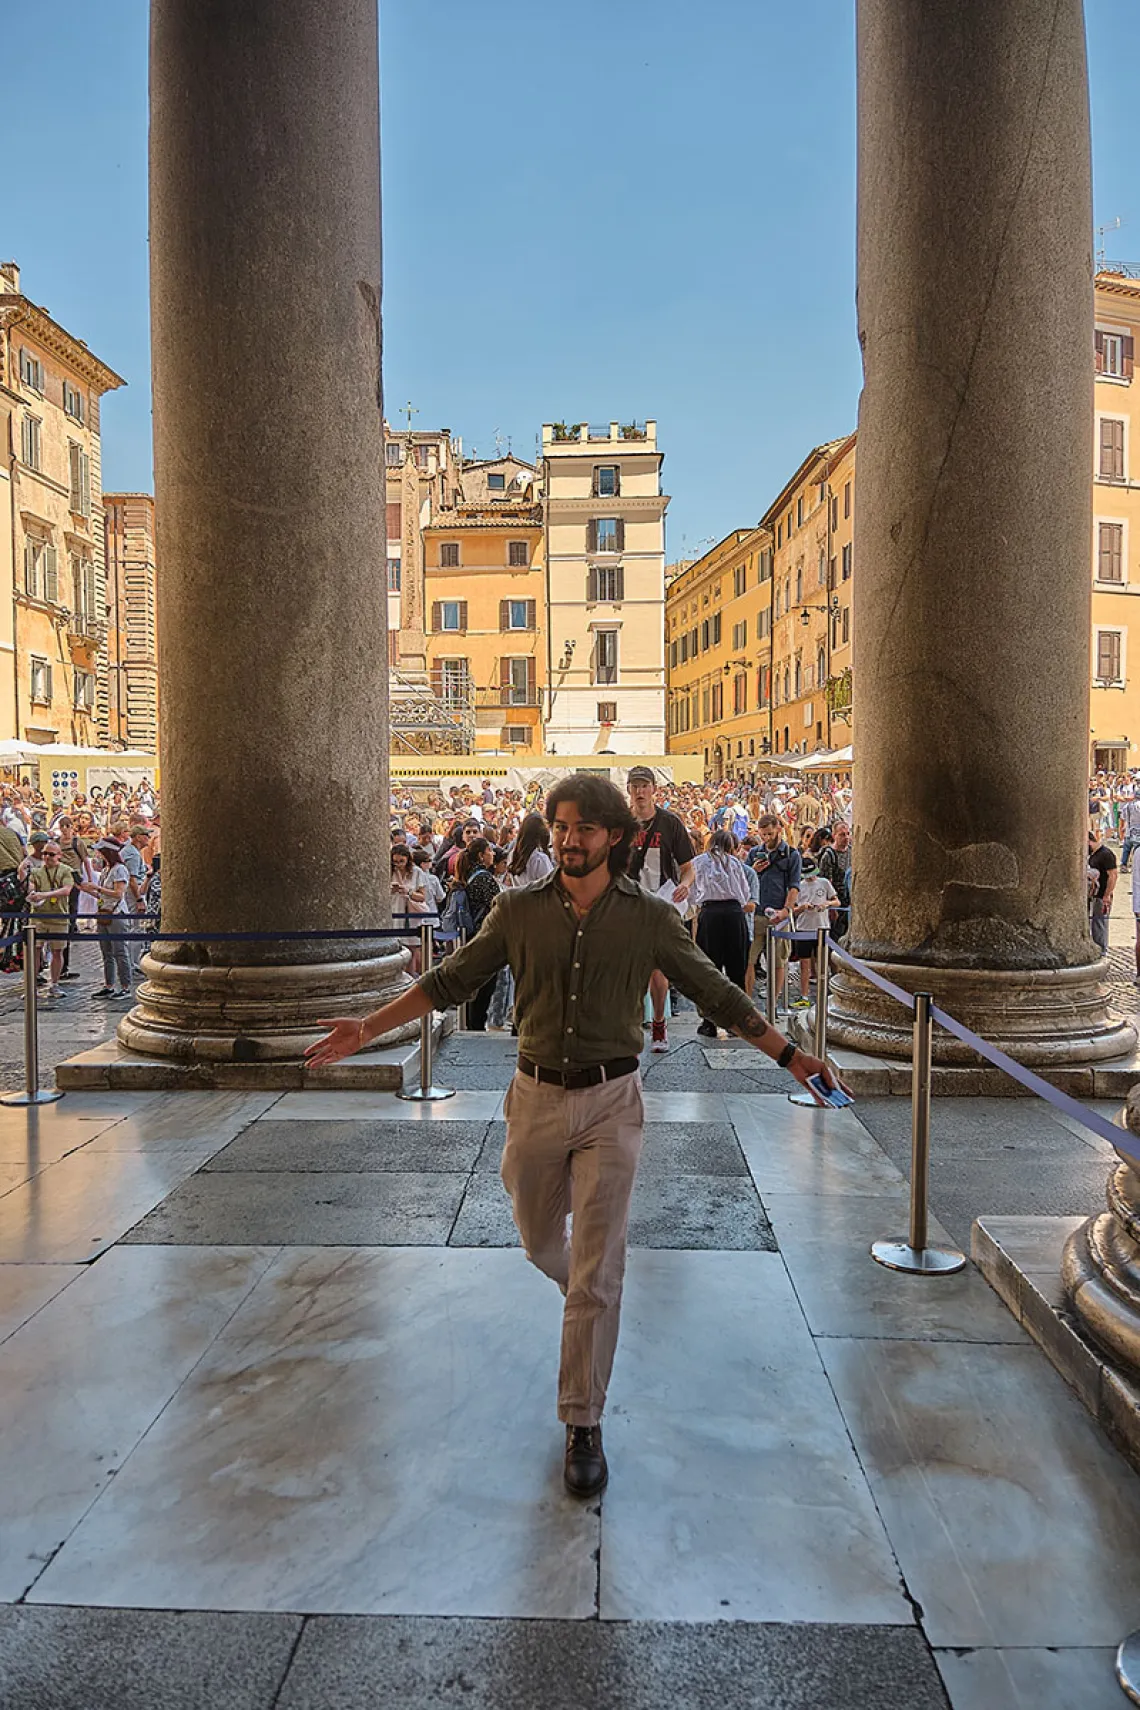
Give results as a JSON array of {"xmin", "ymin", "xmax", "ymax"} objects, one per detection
[{"xmin": 304, "ymin": 1018, "xmax": 363, "ymax": 1068}]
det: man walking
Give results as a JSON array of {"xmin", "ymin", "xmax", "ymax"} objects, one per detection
[
  {"xmin": 307, "ymin": 775, "xmax": 842, "ymax": 1499},
  {"xmin": 1088, "ymin": 824, "xmax": 1117, "ymax": 954},
  {"xmin": 625, "ymin": 764, "xmax": 695, "ymax": 1052},
  {"xmin": 746, "ymin": 814, "xmax": 801, "ymax": 1005}
]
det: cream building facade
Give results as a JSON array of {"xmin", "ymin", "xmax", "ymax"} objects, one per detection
[
  {"xmin": 541, "ymin": 420, "xmax": 668, "ymax": 755},
  {"xmin": 104, "ymin": 493, "xmax": 159, "ymax": 751},
  {"xmin": 1090, "ymin": 270, "xmax": 1140, "ymax": 769},
  {"xmin": 0, "ymin": 262, "xmax": 124, "ymax": 747}
]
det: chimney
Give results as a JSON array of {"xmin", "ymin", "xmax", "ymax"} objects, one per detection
[{"xmin": 0, "ymin": 262, "xmax": 19, "ymax": 295}]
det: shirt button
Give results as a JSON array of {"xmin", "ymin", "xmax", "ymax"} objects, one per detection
[
  {"xmin": 566, "ymin": 1026, "xmax": 574, "ymax": 1033},
  {"xmin": 573, "ymin": 961, "xmax": 580, "ymax": 968},
  {"xmin": 570, "ymin": 993, "xmax": 577, "ymax": 1000}
]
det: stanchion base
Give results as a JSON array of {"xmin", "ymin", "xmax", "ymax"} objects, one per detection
[
  {"xmin": 870, "ymin": 1238, "xmax": 966, "ymax": 1275},
  {"xmin": 1117, "ymin": 1632, "xmax": 1140, "ymax": 1704},
  {"xmin": 399, "ymin": 1085, "xmax": 456, "ymax": 1102},
  {"xmin": 1, "ymin": 1089, "xmax": 64, "ymax": 1107}
]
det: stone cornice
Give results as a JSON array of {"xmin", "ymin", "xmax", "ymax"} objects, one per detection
[{"xmin": 0, "ymin": 296, "xmax": 126, "ymax": 394}]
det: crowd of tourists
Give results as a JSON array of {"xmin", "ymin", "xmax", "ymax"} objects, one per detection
[
  {"xmin": 389, "ymin": 770, "xmax": 854, "ymax": 1042},
  {"xmin": 0, "ymin": 777, "xmax": 160, "ymax": 1002}
]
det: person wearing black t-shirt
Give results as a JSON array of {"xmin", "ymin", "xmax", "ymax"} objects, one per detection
[
  {"xmin": 1088, "ymin": 825, "xmax": 1117, "ymax": 954},
  {"xmin": 626, "ymin": 766, "xmax": 695, "ymax": 1051}
]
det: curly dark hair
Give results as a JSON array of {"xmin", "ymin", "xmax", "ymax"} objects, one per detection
[{"xmin": 544, "ymin": 773, "xmax": 639, "ymax": 875}]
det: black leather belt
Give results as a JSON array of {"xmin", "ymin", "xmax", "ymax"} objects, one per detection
[{"xmin": 517, "ymin": 1055, "xmax": 639, "ymax": 1090}]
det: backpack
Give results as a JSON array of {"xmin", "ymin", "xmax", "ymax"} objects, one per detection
[{"xmin": 439, "ymin": 882, "xmax": 475, "ymax": 941}]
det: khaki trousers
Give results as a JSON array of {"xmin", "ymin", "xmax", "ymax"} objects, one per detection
[{"xmin": 501, "ymin": 1067, "xmax": 644, "ymax": 1427}]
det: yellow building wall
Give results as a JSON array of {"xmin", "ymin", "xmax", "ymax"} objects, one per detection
[{"xmin": 1090, "ymin": 274, "xmax": 1140, "ymax": 769}]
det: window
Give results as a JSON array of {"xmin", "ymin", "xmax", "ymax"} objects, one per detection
[
  {"xmin": 732, "ymin": 620, "xmax": 748, "ymax": 649},
  {"xmin": 829, "ymin": 555, "xmax": 837, "ymax": 588},
  {"xmin": 733, "ymin": 674, "xmax": 748, "ymax": 715},
  {"xmin": 63, "ymin": 381, "xmax": 85, "ymax": 423},
  {"xmin": 787, "ymin": 511, "xmax": 794, "ymax": 538},
  {"xmin": 842, "ymin": 606, "xmax": 850, "ymax": 644},
  {"xmin": 504, "ymin": 725, "xmax": 529, "ymax": 745},
  {"xmin": 385, "ymin": 557, "xmax": 401, "ymax": 592},
  {"xmin": 796, "ymin": 496, "xmax": 804, "ymax": 528},
  {"xmin": 795, "ymin": 567, "xmax": 803, "ymax": 606},
  {"xmin": 844, "ymin": 481, "xmax": 851, "ymax": 518},
  {"xmin": 734, "ymin": 564, "xmax": 747, "ymax": 597},
  {"xmin": 700, "ymin": 619, "xmax": 710, "ymax": 651},
  {"xmin": 818, "ymin": 551, "xmax": 827, "ymax": 587},
  {"xmin": 71, "ymin": 553, "xmax": 96, "ymax": 626},
  {"xmin": 1098, "ymin": 522, "xmax": 1125, "ymax": 583},
  {"xmin": 73, "ymin": 669, "xmax": 95, "ymax": 711},
  {"xmin": 588, "ymin": 565, "xmax": 624, "ymax": 601},
  {"xmin": 21, "ymin": 415, "xmax": 42, "ymax": 470},
  {"xmin": 487, "ymin": 472, "xmax": 506, "ymax": 491},
  {"xmin": 1096, "ymin": 628, "xmax": 1124, "ymax": 684},
  {"xmin": 841, "ymin": 542, "xmax": 853, "ymax": 580},
  {"xmin": 817, "ymin": 645, "xmax": 826, "ymax": 687},
  {"xmin": 588, "ymin": 517, "xmax": 623, "ymax": 553},
  {"xmin": 597, "ymin": 701, "xmax": 617, "ymax": 722},
  {"xmin": 774, "ymin": 585, "xmax": 781, "ymax": 620},
  {"xmin": 594, "ymin": 466, "xmax": 619, "ymax": 497},
  {"xmin": 508, "ymin": 540, "xmax": 529, "ymax": 567},
  {"xmin": 19, "ymin": 349, "xmax": 43, "ymax": 392},
  {"xmin": 712, "ymin": 613, "xmax": 721, "ymax": 645},
  {"xmin": 23, "ymin": 538, "xmax": 57, "ymax": 603},
  {"xmin": 670, "ymin": 640, "xmax": 678, "ymax": 669},
  {"xmin": 432, "ymin": 599, "xmax": 467, "ymax": 632},
  {"xmin": 594, "ymin": 629, "xmax": 619, "ymax": 685},
  {"xmin": 385, "ymin": 441, "xmax": 403, "ymax": 467},
  {"xmin": 679, "ymin": 634, "xmax": 689, "ymax": 664},
  {"xmin": 1100, "ymin": 418, "xmax": 1126, "ymax": 481},
  {"xmin": 500, "ymin": 598, "xmax": 535, "ymax": 630},
  {"xmin": 440, "ymin": 541, "xmax": 459, "ymax": 566},
  {"xmin": 29, "ymin": 657, "xmax": 52, "ymax": 703},
  {"xmin": 803, "ymin": 700, "xmax": 814, "ymax": 727},
  {"xmin": 831, "ymin": 495, "xmax": 839, "ymax": 530},
  {"xmin": 758, "ymin": 664, "xmax": 771, "ymax": 708},
  {"xmin": 711, "ymin": 681, "xmax": 723, "ymax": 721},
  {"xmin": 501, "ymin": 657, "xmax": 535, "ymax": 705},
  {"xmin": 1097, "ymin": 331, "xmax": 1135, "ymax": 380},
  {"xmin": 759, "ymin": 548, "xmax": 773, "ymax": 582},
  {"xmin": 434, "ymin": 658, "xmax": 469, "ymax": 703},
  {"xmin": 413, "ymin": 444, "xmax": 431, "ymax": 470},
  {"xmin": 757, "ymin": 608, "xmax": 771, "ymax": 640},
  {"xmin": 68, "ymin": 443, "xmax": 90, "ymax": 516},
  {"xmin": 777, "ymin": 522, "xmax": 783, "ymax": 549}
]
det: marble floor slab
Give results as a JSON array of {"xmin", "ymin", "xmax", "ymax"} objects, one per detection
[
  {"xmin": 0, "ymin": 1604, "xmax": 303, "ymax": 1710},
  {"xmin": 0, "ymin": 1244, "xmax": 275, "ymax": 1600},
  {"xmin": 822, "ymin": 1338, "xmax": 1140, "ymax": 1646},
  {"xmin": 447, "ymin": 1171, "xmax": 518, "ymax": 1246},
  {"xmin": 726, "ymin": 1095, "xmax": 905, "ymax": 1196},
  {"xmin": 935, "ymin": 1645, "xmax": 1123, "ymax": 1710},
  {"xmin": 1048, "ymin": 1098, "xmax": 1128, "ymax": 1157},
  {"xmin": 79, "ymin": 1091, "xmax": 281, "ymax": 1154},
  {"xmin": 599, "ymin": 1250, "xmax": 908, "ymax": 1623},
  {"xmin": 472, "ymin": 1120, "xmax": 749, "ymax": 1179},
  {"xmin": 448, "ymin": 1171, "xmax": 775, "ymax": 1252},
  {"xmin": 122, "ymin": 1169, "xmax": 469, "ymax": 1246},
  {"xmin": 207, "ymin": 1119, "xmax": 489, "ymax": 1174},
  {"xmin": 0, "ymin": 1114, "xmax": 141, "ymax": 1166},
  {"xmin": 0, "ymin": 1261, "xmax": 82, "ymax": 1344},
  {"xmin": 763, "ymin": 1192, "xmax": 1027, "ymax": 1342},
  {"xmin": 638, "ymin": 1091, "xmax": 729, "ymax": 1124},
  {"xmin": 31, "ymin": 1247, "xmax": 599, "ymax": 1617},
  {"xmin": 0, "ymin": 1148, "xmax": 211, "ymax": 1263},
  {"xmin": 0, "ymin": 1159, "xmax": 39, "ymax": 1196},
  {"xmin": 276, "ymin": 1615, "xmax": 949, "ymax": 1710},
  {"xmin": 270, "ymin": 1091, "xmax": 502, "ymax": 1122}
]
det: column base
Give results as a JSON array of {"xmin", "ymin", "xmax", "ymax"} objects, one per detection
[
  {"xmin": 116, "ymin": 948, "xmax": 417, "ymax": 1063},
  {"xmin": 826, "ymin": 956, "xmax": 1134, "ymax": 1067},
  {"xmin": 1063, "ymin": 1156, "xmax": 1140, "ymax": 1375}
]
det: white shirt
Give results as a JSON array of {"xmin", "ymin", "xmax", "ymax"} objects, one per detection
[
  {"xmin": 507, "ymin": 848, "xmax": 554, "ymax": 891},
  {"xmin": 692, "ymin": 852, "xmax": 752, "ymax": 907},
  {"xmin": 795, "ymin": 874, "xmax": 839, "ymax": 932}
]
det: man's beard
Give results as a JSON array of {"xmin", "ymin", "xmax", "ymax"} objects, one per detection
[{"xmin": 558, "ymin": 845, "xmax": 610, "ymax": 876}]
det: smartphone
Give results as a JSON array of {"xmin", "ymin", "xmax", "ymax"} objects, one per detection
[{"xmin": 807, "ymin": 1072, "xmax": 854, "ymax": 1108}]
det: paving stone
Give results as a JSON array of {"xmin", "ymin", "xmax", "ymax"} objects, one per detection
[
  {"xmin": 206, "ymin": 1119, "xmax": 488, "ymax": 1173},
  {"xmin": 0, "ymin": 1604, "xmax": 301, "ymax": 1710},
  {"xmin": 415, "ymin": 1061, "xmax": 515, "ymax": 1091},
  {"xmin": 473, "ymin": 1121, "xmax": 747, "ymax": 1177},
  {"xmin": 122, "ymin": 1169, "xmax": 468, "ymax": 1245},
  {"xmin": 276, "ymin": 1615, "xmax": 948, "ymax": 1710},
  {"xmin": 640, "ymin": 1042, "xmax": 789, "ymax": 1095},
  {"xmin": 448, "ymin": 1171, "xmax": 517, "ymax": 1247},
  {"xmin": 627, "ymin": 1174, "xmax": 776, "ymax": 1250},
  {"xmin": 935, "ymin": 1645, "xmax": 1122, "ymax": 1710},
  {"xmin": 856, "ymin": 1096, "xmax": 1100, "ymax": 1159}
]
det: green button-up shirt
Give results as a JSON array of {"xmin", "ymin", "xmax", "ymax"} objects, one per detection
[{"xmin": 419, "ymin": 871, "xmax": 760, "ymax": 1070}]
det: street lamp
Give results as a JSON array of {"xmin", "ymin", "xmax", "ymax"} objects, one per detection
[{"xmin": 800, "ymin": 596, "xmax": 841, "ymax": 627}]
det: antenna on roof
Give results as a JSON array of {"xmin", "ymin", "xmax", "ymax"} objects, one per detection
[{"xmin": 1097, "ymin": 217, "xmax": 1123, "ymax": 269}]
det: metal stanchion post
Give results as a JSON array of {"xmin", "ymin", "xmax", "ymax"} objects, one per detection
[
  {"xmin": 871, "ymin": 991, "xmax": 964, "ymax": 1274},
  {"xmin": 764, "ymin": 919, "xmax": 778, "ymax": 1026},
  {"xmin": 400, "ymin": 922, "xmax": 455, "ymax": 1102},
  {"xmin": 456, "ymin": 929, "xmax": 469, "ymax": 1031},
  {"xmin": 1116, "ymin": 1631, "xmax": 1140, "ymax": 1702},
  {"xmin": 2, "ymin": 921, "xmax": 63, "ymax": 1107},
  {"xmin": 789, "ymin": 927, "xmax": 831, "ymax": 1107}
]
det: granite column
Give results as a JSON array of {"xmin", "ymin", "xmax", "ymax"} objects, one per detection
[
  {"xmin": 121, "ymin": 0, "xmax": 411, "ymax": 1063},
  {"xmin": 829, "ymin": 0, "xmax": 1133, "ymax": 1065}
]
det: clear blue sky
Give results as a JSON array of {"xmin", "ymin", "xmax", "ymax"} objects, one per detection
[{"xmin": 6, "ymin": 1, "xmax": 1139, "ymax": 557}]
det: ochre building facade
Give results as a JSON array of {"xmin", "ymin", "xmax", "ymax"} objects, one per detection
[{"xmin": 104, "ymin": 493, "xmax": 160, "ymax": 752}]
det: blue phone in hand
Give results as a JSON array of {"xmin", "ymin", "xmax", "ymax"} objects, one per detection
[{"xmin": 807, "ymin": 1072, "xmax": 854, "ymax": 1108}]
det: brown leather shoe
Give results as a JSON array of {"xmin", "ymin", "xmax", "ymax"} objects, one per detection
[{"xmin": 564, "ymin": 1424, "xmax": 607, "ymax": 1498}]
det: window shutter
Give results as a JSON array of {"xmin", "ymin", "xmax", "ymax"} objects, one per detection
[
  {"xmin": 613, "ymin": 568, "xmax": 623, "ymax": 601},
  {"xmin": 431, "ymin": 601, "xmax": 442, "ymax": 632},
  {"xmin": 1125, "ymin": 336, "xmax": 1135, "ymax": 380},
  {"xmin": 1099, "ymin": 522, "xmax": 1124, "ymax": 581},
  {"xmin": 500, "ymin": 655, "xmax": 511, "ymax": 706},
  {"xmin": 44, "ymin": 546, "xmax": 58, "ymax": 604},
  {"xmin": 500, "ymin": 599, "xmax": 509, "ymax": 632},
  {"xmin": 615, "ymin": 518, "xmax": 625, "ymax": 551},
  {"xmin": 44, "ymin": 664, "xmax": 53, "ymax": 702},
  {"xmin": 459, "ymin": 600, "xmax": 468, "ymax": 631},
  {"xmin": 24, "ymin": 540, "xmax": 35, "ymax": 596},
  {"xmin": 526, "ymin": 656, "xmax": 536, "ymax": 703},
  {"xmin": 80, "ymin": 452, "xmax": 90, "ymax": 516},
  {"xmin": 587, "ymin": 519, "xmax": 598, "ymax": 553},
  {"xmin": 525, "ymin": 599, "xmax": 536, "ymax": 629},
  {"xmin": 587, "ymin": 567, "xmax": 598, "ymax": 603},
  {"xmin": 1096, "ymin": 330, "xmax": 1105, "ymax": 375}
]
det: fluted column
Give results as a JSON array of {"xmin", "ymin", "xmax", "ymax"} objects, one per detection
[
  {"xmin": 829, "ymin": 0, "xmax": 1133, "ymax": 1065},
  {"xmin": 121, "ymin": 0, "xmax": 411, "ymax": 1062}
]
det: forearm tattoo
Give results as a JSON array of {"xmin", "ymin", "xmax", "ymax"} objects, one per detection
[{"xmin": 737, "ymin": 1009, "xmax": 771, "ymax": 1041}]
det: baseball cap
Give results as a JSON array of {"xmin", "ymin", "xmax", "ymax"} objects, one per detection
[
  {"xmin": 29, "ymin": 830, "xmax": 49, "ymax": 845},
  {"xmin": 626, "ymin": 766, "xmax": 656, "ymax": 787}
]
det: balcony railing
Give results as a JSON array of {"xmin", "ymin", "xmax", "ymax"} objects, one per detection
[{"xmin": 476, "ymin": 687, "xmax": 538, "ymax": 709}]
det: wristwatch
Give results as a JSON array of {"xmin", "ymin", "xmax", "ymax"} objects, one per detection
[{"xmin": 776, "ymin": 1038, "xmax": 797, "ymax": 1069}]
